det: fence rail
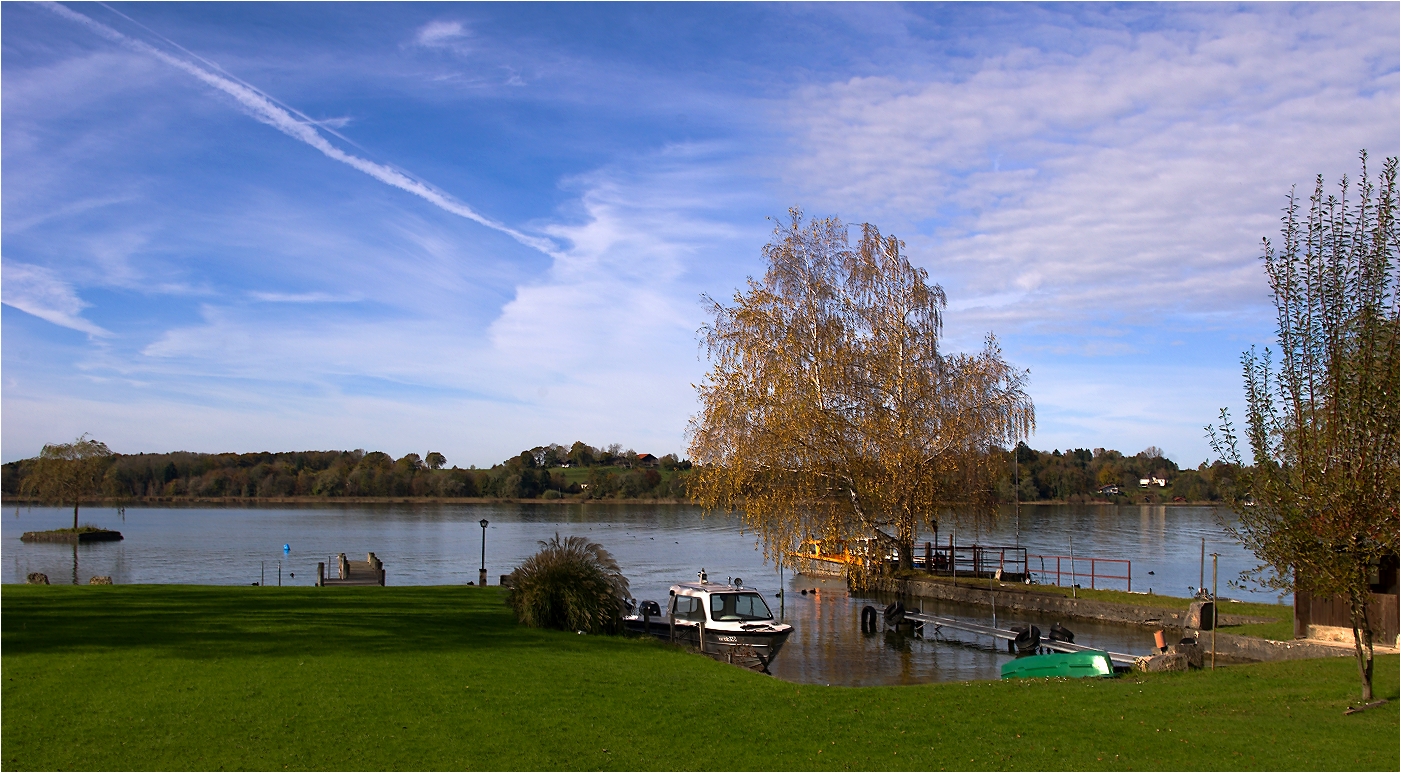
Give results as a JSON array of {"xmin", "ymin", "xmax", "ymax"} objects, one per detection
[{"xmin": 1026, "ymin": 553, "xmax": 1131, "ymax": 592}]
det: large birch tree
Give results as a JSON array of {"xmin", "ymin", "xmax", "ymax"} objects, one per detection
[{"xmin": 688, "ymin": 212, "xmax": 1034, "ymax": 583}]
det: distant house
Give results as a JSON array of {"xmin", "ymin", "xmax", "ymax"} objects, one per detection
[
  {"xmin": 636, "ymin": 453, "xmax": 659, "ymax": 468},
  {"xmin": 1138, "ymin": 477, "xmax": 1168, "ymax": 487},
  {"xmin": 1099, "ymin": 485, "xmax": 1120, "ymax": 495}
]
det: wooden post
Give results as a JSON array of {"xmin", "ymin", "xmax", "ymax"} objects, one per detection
[
  {"xmin": 924, "ymin": 542, "xmax": 932, "ymax": 573},
  {"xmin": 1211, "ymin": 553, "xmax": 1218, "ymax": 670},
  {"xmin": 317, "ymin": 562, "xmax": 325, "ymax": 587}
]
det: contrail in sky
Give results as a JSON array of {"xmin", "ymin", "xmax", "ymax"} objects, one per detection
[{"xmin": 45, "ymin": 2, "xmax": 564, "ymax": 259}]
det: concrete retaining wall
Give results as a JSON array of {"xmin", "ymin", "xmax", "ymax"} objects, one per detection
[
  {"xmin": 878, "ymin": 576, "xmax": 1348, "ymax": 663},
  {"xmin": 879, "ymin": 577, "xmax": 1195, "ymax": 629}
]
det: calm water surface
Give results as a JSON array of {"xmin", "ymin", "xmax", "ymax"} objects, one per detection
[{"xmin": 3, "ymin": 502, "xmax": 1280, "ymax": 686}]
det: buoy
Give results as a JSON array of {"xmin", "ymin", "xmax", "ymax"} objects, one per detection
[{"xmin": 283, "ymin": 544, "xmax": 290, "ymax": 553}]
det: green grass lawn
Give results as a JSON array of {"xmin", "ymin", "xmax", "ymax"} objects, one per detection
[{"xmin": 3, "ymin": 585, "xmax": 1395, "ymax": 771}]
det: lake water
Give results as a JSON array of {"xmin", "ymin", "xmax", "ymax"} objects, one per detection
[{"xmin": 3, "ymin": 502, "xmax": 1282, "ymax": 686}]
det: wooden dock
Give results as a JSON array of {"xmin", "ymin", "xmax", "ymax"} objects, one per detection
[
  {"xmin": 318, "ymin": 553, "xmax": 385, "ymax": 586},
  {"xmin": 906, "ymin": 611, "xmax": 1138, "ymax": 665}
]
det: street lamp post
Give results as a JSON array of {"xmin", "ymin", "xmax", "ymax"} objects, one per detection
[{"xmin": 479, "ymin": 519, "xmax": 489, "ymax": 586}]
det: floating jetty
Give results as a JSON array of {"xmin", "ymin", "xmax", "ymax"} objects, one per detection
[
  {"xmin": 318, "ymin": 553, "xmax": 385, "ymax": 586},
  {"xmin": 864, "ymin": 603, "xmax": 1137, "ymax": 667},
  {"xmin": 910, "ymin": 611, "xmax": 1137, "ymax": 666}
]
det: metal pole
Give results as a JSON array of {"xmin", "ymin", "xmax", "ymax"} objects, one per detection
[
  {"xmin": 1200, "ymin": 537, "xmax": 1206, "ymax": 595},
  {"xmin": 261, "ymin": 561, "xmax": 265, "ymax": 587},
  {"xmin": 1070, "ymin": 534, "xmax": 1077, "ymax": 598},
  {"xmin": 278, "ymin": 561, "xmax": 282, "ymax": 587},
  {"xmin": 479, "ymin": 519, "xmax": 489, "ymax": 586},
  {"xmin": 1211, "ymin": 553, "xmax": 1219, "ymax": 670},
  {"xmin": 779, "ymin": 552, "xmax": 785, "ymax": 621},
  {"xmin": 951, "ymin": 527, "xmax": 956, "ymax": 586}
]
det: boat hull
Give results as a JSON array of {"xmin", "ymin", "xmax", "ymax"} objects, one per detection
[
  {"xmin": 1000, "ymin": 650, "xmax": 1115, "ymax": 680},
  {"xmin": 624, "ymin": 617, "xmax": 791, "ymax": 673}
]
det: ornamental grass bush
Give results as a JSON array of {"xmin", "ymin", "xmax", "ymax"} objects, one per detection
[{"xmin": 505, "ymin": 534, "xmax": 631, "ymax": 634}]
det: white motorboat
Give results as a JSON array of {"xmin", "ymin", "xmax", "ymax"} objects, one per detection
[{"xmin": 623, "ymin": 569, "xmax": 793, "ymax": 674}]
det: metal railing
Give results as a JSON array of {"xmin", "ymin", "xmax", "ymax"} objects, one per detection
[
  {"xmin": 1026, "ymin": 553, "xmax": 1132, "ymax": 592},
  {"xmin": 915, "ymin": 543, "xmax": 1029, "ymax": 580}
]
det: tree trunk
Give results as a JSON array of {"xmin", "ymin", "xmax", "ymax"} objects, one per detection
[
  {"xmin": 897, "ymin": 541, "xmax": 915, "ymax": 571},
  {"xmin": 72, "ymin": 502, "xmax": 79, "ymax": 531},
  {"xmin": 1348, "ymin": 587, "xmax": 1375, "ymax": 702}
]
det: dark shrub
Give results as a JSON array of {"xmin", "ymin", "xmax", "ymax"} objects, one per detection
[{"xmin": 505, "ymin": 534, "xmax": 630, "ymax": 634}]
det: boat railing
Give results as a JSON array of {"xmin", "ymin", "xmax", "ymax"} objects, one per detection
[{"xmin": 1026, "ymin": 553, "xmax": 1132, "ymax": 592}]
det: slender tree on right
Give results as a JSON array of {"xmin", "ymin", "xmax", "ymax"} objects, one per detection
[{"xmin": 1210, "ymin": 152, "xmax": 1399, "ymax": 704}]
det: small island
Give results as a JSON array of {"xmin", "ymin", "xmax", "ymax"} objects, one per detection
[{"xmin": 20, "ymin": 526, "xmax": 123, "ymax": 544}]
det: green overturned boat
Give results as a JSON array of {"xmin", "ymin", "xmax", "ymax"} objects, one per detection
[{"xmin": 1001, "ymin": 650, "xmax": 1115, "ymax": 680}]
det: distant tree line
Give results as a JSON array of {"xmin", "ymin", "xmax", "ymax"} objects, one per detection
[
  {"xmin": 2, "ymin": 437, "xmax": 1226, "ymax": 505},
  {"xmin": 1, "ymin": 441, "xmax": 693, "ymax": 503},
  {"xmin": 994, "ymin": 443, "xmax": 1232, "ymax": 504}
]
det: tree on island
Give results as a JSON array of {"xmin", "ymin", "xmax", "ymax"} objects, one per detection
[
  {"xmin": 21, "ymin": 434, "xmax": 113, "ymax": 530},
  {"xmin": 688, "ymin": 211, "xmax": 1034, "ymax": 584},
  {"xmin": 1210, "ymin": 152, "xmax": 1398, "ymax": 705}
]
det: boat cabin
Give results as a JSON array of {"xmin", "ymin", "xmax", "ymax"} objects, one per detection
[{"xmin": 669, "ymin": 581, "xmax": 777, "ymax": 625}]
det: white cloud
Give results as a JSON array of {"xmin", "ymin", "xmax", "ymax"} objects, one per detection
[
  {"xmin": 781, "ymin": 5, "xmax": 1399, "ymax": 341},
  {"xmin": 1, "ymin": 261, "xmax": 110, "ymax": 337},
  {"xmin": 415, "ymin": 21, "xmax": 467, "ymax": 48},
  {"xmin": 46, "ymin": 3, "xmax": 561, "ymax": 259},
  {"xmin": 249, "ymin": 291, "xmax": 360, "ymax": 304}
]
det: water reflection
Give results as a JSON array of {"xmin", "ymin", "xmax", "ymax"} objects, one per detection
[{"xmin": 6, "ymin": 502, "xmax": 1272, "ymax": 685}]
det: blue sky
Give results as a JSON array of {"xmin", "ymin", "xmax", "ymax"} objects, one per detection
[{"xmin": 3, "ymin": 2, "xmax": 1397, "ymax": 468}]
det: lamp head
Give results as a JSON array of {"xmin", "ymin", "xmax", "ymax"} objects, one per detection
[{"xmin": 479, "ymin": 519, "xmax": 489, "ymax": 529}]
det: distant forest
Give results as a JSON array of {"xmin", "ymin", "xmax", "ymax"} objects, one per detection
[
  {"xmin": 993, "ymin": 444, "xmax": 1229, "ymax": 504},
  {"xmin": 2, "ymin": 440, "xmax": 1228, "ymax": 504},
  {"xmin": 2, "ymin": 441, "xmax": 690, "ymax": 502}
]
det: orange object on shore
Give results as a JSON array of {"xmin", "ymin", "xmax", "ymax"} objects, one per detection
[{"xmin": 1154, "ymin": 629, "xmax": 1167, "ymax": 652}]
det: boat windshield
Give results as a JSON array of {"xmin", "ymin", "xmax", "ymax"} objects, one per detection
[{"xmin": 709, "ymin": 592, "xmax": 773, "ymax": 622}]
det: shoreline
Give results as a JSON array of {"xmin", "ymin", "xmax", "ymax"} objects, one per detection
[
  {"xmin": 1, "ymin": 495, "xmax": 1226, "ymax": 507},
  {"xmin": 2, "ymin": 495, "xmax": 692, "ymax": 507}
]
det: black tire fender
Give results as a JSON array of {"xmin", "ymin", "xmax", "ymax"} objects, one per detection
[{"xmin": 860, "ymin": 605, "xmax": 878, "ymax": 634}]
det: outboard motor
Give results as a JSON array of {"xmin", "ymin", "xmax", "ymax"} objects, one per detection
[
  {"xmin": 639, "ymin": 600, "xmax": 662, "ymax": 617},
  {"xmin": 1049, "ymin": 622, "xmax": 1075, "ymax": 644},
  {"xmin": 623, "ymin": 598, "xmax": 638, "ymax": 615},
  {"xmin": 1010, "ymin": 624, "xmax": 1042, "ymax": 656}
]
